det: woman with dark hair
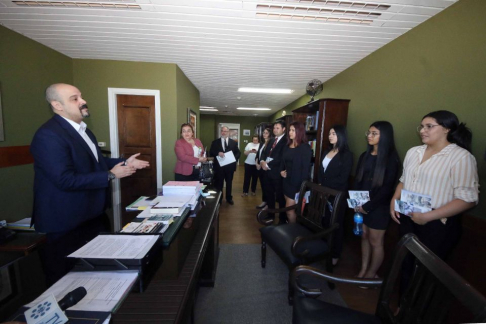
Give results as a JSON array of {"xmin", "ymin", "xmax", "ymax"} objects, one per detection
[
  {"xmin": 241, "ymin": 135, "xmax": 260, "ymax": 196},
  {"xmin": 280, "ymin": 122, "xmax": 312, "ymax": 223},
  {"xmin": 354, "ymin": 121, "xmax": 400, "ymax": 280},
  {"xmin": 390, "ymin": 111, "xmax": 478, "ymax": 292},
  {"xmin": 318, "ymin": 125, "xmax": 353, "ymax": 265},
  {"xmin": 174, "ymin": 123, "xmax": 207, "ymax": 181},
  {"xmin": 255, "ymin": 128, "xmax": 273, "ymax": 209}
]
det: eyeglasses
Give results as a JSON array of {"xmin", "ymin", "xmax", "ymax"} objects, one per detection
[
  {"xmin": 365, "ymin": 131, "xmax": 380, "ymax": 137},
  {"xmin": 417, "ymin": 124, "xmax": 440, "ymax": 132}
]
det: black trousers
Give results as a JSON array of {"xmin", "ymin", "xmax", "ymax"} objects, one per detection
[
  {"xmin": 214, "ymin": 166, "xmax": 235, "ymax": 201},
  {"xmin": 243, "ymin": 163, "xmax": 258, "ymax": 193},
  {"xmin": 399, "ymin": 214, "xmax": 461, "ymax": 296},
  {"xmin": 39, "ymin": 213, "xmax": 110, "ymax": 287},
  {"xmin": 265, "ymin": 175, "xmax": 287, "ymax": 223},
  {"xmin": 175, "ymin": 167, "xmax": 199, "ymax": 181},
  {"xmin": 258, "ymin": 169, "xmax": 268, "ymax": 203}
]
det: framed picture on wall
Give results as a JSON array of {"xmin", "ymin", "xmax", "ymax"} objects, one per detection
[
  {"xmin": 243, "ymin": 129, "xmax": 250, "ymax": 136},
  {"xmin": 0, "ymin": 84, "xmax": 4, "ymax": 141},
  {"xmin": 187, "ymin": 108, "xmax": 197, "ymax": 136}
]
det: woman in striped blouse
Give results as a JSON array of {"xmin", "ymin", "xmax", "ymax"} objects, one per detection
[{"xmin": 390, "ymin": 110, "xmax": 479, "ymax": 259}]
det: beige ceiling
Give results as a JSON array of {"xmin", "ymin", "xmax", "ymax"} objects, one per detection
[{"xmin": 0, "ymin": 0, "xmax": 456, "ymax": 116}]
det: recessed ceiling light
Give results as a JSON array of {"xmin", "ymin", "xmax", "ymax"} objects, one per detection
[
  {"xmin": 237, "ymin": 108, "xmax": 271, "ymax": 111},
  {"xmin": 200, "ymin": 108, "xmax": 218, "ymax": 112},
  {"xmin": 238, "ymin": 88, "xmax": 294, "ymax": 94},
  {"xmin": 200, "ymin": 106, "xmax": 216, "ymax": 109}
]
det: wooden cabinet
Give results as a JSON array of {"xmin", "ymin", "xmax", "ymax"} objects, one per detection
[{"xmin": 292, "ymin": 99, "xmax": 350, "ymax": 182}]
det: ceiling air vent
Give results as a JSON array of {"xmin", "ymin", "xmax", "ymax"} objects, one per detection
[{"xmin": 12, "ymin": 0, "xmax": 141, "ymax": 9}]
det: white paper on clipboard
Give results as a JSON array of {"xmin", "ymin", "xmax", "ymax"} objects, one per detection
[{"xmin": 216, "ymin": 151, "xmax": 236, "ymax": 166}]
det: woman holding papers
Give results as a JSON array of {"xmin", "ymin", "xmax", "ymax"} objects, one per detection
[
  {"xmin": 174, "ymin": 123, "xmax": 207, "ymax": 181},
  {"xmin": 241, "ymin": 135, "xmax": 260, "ymax": 197},
  {"xmin": 354, "ymin": 121, "xmax": 400, "ymax": 280},
  {"xmin": 390, "ymin": 111, "xmax": 478, "ymax": 295},
  {"xmin": 318, "ymin": 125, "xmax": 353, "ymax": 266},
  {"xmin": 280, "ymin": 122, "xmax": 312, "ymax": 223},
  {"xmin": 255, "ymin": 127, "xmax": 273, "ymax": 209}
]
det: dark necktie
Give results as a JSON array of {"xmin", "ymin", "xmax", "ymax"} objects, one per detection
[
  {"xmin": 223, "ymin": 139, "xmax": 227, "ymax": 151},
  {"xmin": 269, "ymin": 138, "xmax": 278, "ymax": 156}
]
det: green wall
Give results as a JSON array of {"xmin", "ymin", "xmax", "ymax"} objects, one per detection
[
  {"xmin": 72, "ymin": 59, "xmax": 180, "ymax": 184},
  {"xmin": 175, "ymin": 66, "xmax": 200, "ymax": 137},
  {"xmin": 272, "ymin": 0, "xmax": 486, "ymax": 218},
  {"xmin": 200, "ymin": 114, "xmax": 270, "ymax": 163},
  {"xmin": 0, "ymin": 26, "xmax": 73, "ymax": 222}
]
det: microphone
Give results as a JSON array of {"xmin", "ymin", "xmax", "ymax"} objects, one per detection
[
  {"xmin": 24, "ymin": 287, "xmax": 87, "ymax": 324},
  {"xmin": 58, "ymin": 287, "xmax": 87, "ymax": 311}
]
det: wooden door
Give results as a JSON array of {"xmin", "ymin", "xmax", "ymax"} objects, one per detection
[{"xmin": 117, "ymin": 94, "xmax": 156, "ymax": 226}]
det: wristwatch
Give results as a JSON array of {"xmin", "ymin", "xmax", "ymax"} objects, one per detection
[{"xmin": 108, "ymin": 171, "xmax": 116, "ymax": 181}]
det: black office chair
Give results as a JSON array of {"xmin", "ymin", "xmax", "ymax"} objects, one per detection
[
  {"xmin": 257, "ymin": 181, "xmax": 344, "ymax": 303},
  {"xmin": 291, "ymin": 233, "xmax": 486, "ymax": 324}
]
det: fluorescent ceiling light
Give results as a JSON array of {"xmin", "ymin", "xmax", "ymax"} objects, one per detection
[
  {"xmin": 200, "ymin": 106, "xmax": 218, "ymax": 112},
  {"xmin": 237, "ymin": 107, "xmax": 271, "ymax": 111},
  {"xmin": 238, "ymin": 87, "xmax": 294, "ymax": 94}
]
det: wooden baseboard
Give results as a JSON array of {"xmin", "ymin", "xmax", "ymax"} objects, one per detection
[{"xmin": 0, "ymin": 145, "xmax": 34, "ymax": 168}]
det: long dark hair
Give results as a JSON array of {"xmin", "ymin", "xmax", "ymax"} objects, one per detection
[
  {"xmin": 422, "ymin": 110, "xmax": 472, "ymax": 152},
  {"xmin": 288, "ymin": 121, "xmax": 307, "ymax": 146},
  {"xmin": 328, "ymin": 125, "xmax": 349, "ymax": 152},
  {"xmin": 355, "ymin": 121, "xmax": 398, "ymax": 188}
]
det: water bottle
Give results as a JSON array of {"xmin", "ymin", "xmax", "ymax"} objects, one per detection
[{"xmin": 353, "ymin": 212, "xmax": 363, "ymax": 236}]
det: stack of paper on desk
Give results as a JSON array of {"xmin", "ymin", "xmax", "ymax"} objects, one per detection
[
  {"xmin": 163, "ymin": 181, "xmax": 203, "ymax": 196},
  {"xmin": 150, "ymin": 195, "xmax": 192, "ymax": 214}
]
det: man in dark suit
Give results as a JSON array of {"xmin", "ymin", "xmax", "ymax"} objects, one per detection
[
  {"xmin": 260, "ymin": 121, "xmax": 288, "ymax": 224},
  {"xmin": 209, "ymin": 126, "xmax": 241, "ymax": 205},
  {"xmin": 31, "ymin": 83, "xmax": 149, "ymax": 286}
]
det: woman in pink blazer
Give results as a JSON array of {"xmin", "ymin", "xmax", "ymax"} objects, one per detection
[{"xmin": 174, "ymin": 123, "xmax": 207, "ymax": 181}]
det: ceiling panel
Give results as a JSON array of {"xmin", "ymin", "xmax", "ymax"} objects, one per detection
[{"xmin": 0, "ymin": 0, "xmax": 457, "ymax": 116}]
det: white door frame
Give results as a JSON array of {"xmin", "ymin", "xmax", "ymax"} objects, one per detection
[{"xmin": 108, "ymin": 88, "xmax": 162, "ymax": 231}]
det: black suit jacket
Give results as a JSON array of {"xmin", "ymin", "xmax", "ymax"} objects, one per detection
[
  {"xmin": 209, "ymin": 137, "xmax": 241, "ymax": 172},
  {"xmin": 262, "ymin": 135, "xmax": 287, "ymax": 179},
  {"xmin": 30, "ymin": 114, "xmax": 123, "ymax": 233},
  {"xmin": 318, "ymin": 149, "xmax": 353, "ymax": 191}
]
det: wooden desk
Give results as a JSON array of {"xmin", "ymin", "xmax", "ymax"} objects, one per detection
[
  {"xmin": 0, "ymin": 232, "xmax": 45, "ymax": 256},
  {"xmin": 112, "ymin": 192, "xmax": 221, "ymax": 323}
]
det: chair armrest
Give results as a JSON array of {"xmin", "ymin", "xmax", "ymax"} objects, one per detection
[
  {"xmin": 291, "ymin": 265, "xmax": 383, "ymax": 297},
  {"xmin": 256, "ymin": 205, "xmax": 298, "ymax": 226},
  {"xmin": 291, "ymin": 223, "xmax": 339, "ymax": 258}
]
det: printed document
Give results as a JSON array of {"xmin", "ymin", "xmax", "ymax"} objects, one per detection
[
  {"xmin": 26, "ymin": 271, "xmax": 138, "ymax": 312},
  {"xmin": 216, "ymin": 151, "xmax": 236, "ymax": 166},
  {"xmin": 68, "ymin": 235, "xmax": 159, "ymax": 259}
]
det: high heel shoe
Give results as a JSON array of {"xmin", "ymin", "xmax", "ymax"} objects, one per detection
[
  {"xmin": 358, "ymin": 275, "xmax": 379, "ymax": 289},
  {"xmin": 256, "ymin": 202, "xmax": 267, "ymax": 209}
]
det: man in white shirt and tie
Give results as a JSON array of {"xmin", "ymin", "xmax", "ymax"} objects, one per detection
[
  {"xmin": 210, "ymin": 126, "xmax": 241, "ymax": 205},
  {"xmin": 31, "ymin": 83, "xmax": 149, "ymax": 286}
]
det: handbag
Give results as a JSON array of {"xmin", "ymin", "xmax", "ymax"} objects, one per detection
[{"xmin": 199, "ymin": 161, "xmax": 214, "ymax": 183}]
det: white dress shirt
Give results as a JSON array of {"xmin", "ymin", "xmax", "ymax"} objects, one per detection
[{"xmin": 61, "ymin": 116, "xmax": 99, "ymax": 162}]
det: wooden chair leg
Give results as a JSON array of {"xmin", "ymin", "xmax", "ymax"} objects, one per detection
[{"xmin": 261, "ymin": 240, "xmax": 266, "ymax": 268}]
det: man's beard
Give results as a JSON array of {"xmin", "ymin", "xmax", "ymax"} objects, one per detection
[{"xmin": 80, "ymin": 108, "xmax": 90, "ymax": 118}]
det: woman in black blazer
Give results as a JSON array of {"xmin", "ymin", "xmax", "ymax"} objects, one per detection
[
  {"xmin": 255, "ymin": 127, "xmax": 273, "ymax": 209},
  {"xmin": 318, "ymin": 125, "xmax": 353, "ymax": 265},
  {"xmin": 281, "ymin": 122, "xmax": 312, "ymax": 223}
]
